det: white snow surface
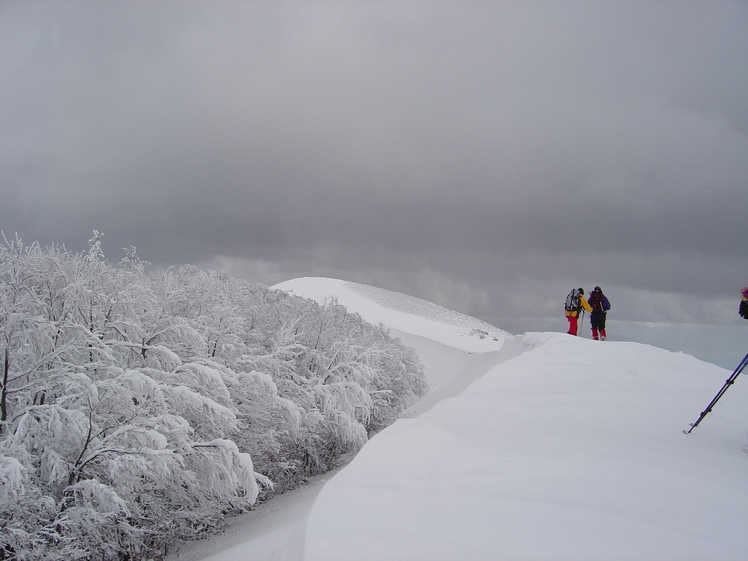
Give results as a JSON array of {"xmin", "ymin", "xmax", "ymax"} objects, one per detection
[
  {"xmin": 274, "ymin": 277, "xmax": 510, "ymax": 353},
  {"xmin": 169, "ymin": 277, "xmax": 748, "ymax": 561}
]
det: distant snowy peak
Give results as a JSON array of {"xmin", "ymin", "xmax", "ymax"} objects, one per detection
[{"xmin": 272, "ymin": 277, "xmax": 509, "ymax": 352}]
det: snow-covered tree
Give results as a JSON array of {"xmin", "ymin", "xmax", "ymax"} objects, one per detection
[{"xmin": 0, "ymin": 235, "xmax": 426, "ymax": 559}]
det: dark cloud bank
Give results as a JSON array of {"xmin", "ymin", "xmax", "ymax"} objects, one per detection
[{"xmin": 2, "ymin": 1, "xmax": 747, "ymax": 366}]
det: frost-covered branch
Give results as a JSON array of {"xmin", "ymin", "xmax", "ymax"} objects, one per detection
[{"xmin": 0, "ymin": 238, "xmax": 426, "ymax": 559}]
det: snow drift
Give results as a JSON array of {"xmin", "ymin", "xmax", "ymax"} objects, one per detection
[
  {"xmin": 178, "ymin": 277, "xmax": 748, "ymax": 561},
  {"xmin": 282, "ymin": 278, "xmax": 748, "ymax": 561}
]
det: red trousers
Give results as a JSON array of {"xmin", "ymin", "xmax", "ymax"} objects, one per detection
[{"xmin": 566, "ymin": 315, "xmax": 579, "ymax": 336}]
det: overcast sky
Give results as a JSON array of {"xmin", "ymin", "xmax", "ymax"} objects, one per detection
[{"xmin": 2, "ymin": 1, "xmax": 747, "ymax": 362}]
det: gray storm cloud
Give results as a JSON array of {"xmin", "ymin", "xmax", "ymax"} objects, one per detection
[{"xmin": 2, "ymin": 1, "xmax": 747, "ymax": 342}]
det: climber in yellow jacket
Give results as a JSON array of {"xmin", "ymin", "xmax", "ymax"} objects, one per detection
[{"xmin": 565, "ymin": 287, "xmax": 592, "ymax": 336}]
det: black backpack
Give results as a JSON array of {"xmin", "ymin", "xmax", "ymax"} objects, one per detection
[{"xmin": 740, "ymin": 299, "xmax": 748, "ymax": 320}]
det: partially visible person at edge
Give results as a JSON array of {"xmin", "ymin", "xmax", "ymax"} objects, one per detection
[
  {"xmin": 588, "ymin": 286, "xmax": 611, "ymax": 340},
  {"xmin": 566, "ymin": 288, "xmax": 592, "ymax": 336},
  {"xmin": 739, "ymin": 287, "xmax": 748, "ymax": 320}
]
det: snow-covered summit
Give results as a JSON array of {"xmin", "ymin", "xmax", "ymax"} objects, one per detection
[{"xmin": 273, "ymin": 277, "xmax": 509, "ymax": 353}]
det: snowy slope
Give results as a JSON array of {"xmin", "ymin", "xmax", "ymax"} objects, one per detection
[
  {"xmin": 272, "ymin": 277, "xmax": 510, "ymax": 396},
  {"xmin": 302, "ymin": 333, "xmax": 748, "ymax": 560},
  {"xmin": 273, "ymin": 277, "xmax": 509, "ymax": 354},
  {"xmin": 171, "ymin": 277, "xmax": 748, "ymax": 561}
]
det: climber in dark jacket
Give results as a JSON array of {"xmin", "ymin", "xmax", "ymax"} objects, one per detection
[{"xmin": 588, "ymin": 286, "xmax": 611, "ymax": 340}]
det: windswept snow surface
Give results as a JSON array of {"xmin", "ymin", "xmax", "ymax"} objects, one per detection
[
  {"xmin": 273, "ymin": 277, "xmax": 510, "ymax": 398},
  {"xmin": 302, "ymin": 333, "xmax": 748, "ymax": 561},
  {"xmin": 174, "ymin": 277, "xmax": 748, "ymax": 561},
  {"xmin": 273, "ymin": 277, "xmax": 509, "ymax": 353}
]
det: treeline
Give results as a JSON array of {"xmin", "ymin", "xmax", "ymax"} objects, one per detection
[{"xmin": 0, "ymin": 234, "xmax": 427, "ymax": 560}]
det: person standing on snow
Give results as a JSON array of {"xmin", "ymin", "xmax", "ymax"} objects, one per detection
[
  {"xmin": 588, "ymin": 286, "xmax": 611, "ymax": 340},
  {"xmin": 739, "ymin": 287, "xmax": 748, "ymax": 319},
  {"xmin": 565, "ymin": 288, "xmax": 592, "ymax": 336}
]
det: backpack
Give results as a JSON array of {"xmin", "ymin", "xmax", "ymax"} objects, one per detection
[
  {"xmin": 589, "ymin": 290, "xmax": 611, "ymax": 314},
  {"xmin": 564, "ymin": 289, "xmax": 581, "ymax": 313},
  {"xmin": 740, "ymin": 299, "xmax": 748, "ymax": 320}
]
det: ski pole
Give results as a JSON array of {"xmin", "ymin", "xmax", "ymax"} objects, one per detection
[{"xmin": 684, "ymin": 352, "xmax": 748, "ymax": 434}]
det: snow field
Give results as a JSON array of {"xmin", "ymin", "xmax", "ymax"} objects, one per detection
[
  {"xmin": 301, "ymin": 333, "xmax": 748, "ymax": 560},
  {"xmin": 178, "ymin": 277, "xmax": 748, "ymax": 561}
]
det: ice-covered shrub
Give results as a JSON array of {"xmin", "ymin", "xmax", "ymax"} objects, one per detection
[{"xmin": 0, "ymin": 235, "xmax": 426, "ymax": 559}]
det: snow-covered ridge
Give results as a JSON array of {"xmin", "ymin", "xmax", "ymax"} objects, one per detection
[
  {"xmin": 343, "ymin": 281, "xmax": 500, "ymax": 333},
  {"xmin": 173, "ymin": 278, "xmax": 748, "ymax": 561},
  {"xmin": 272, "ymin": 277, "xmax": 509, "ymax": 353}
]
